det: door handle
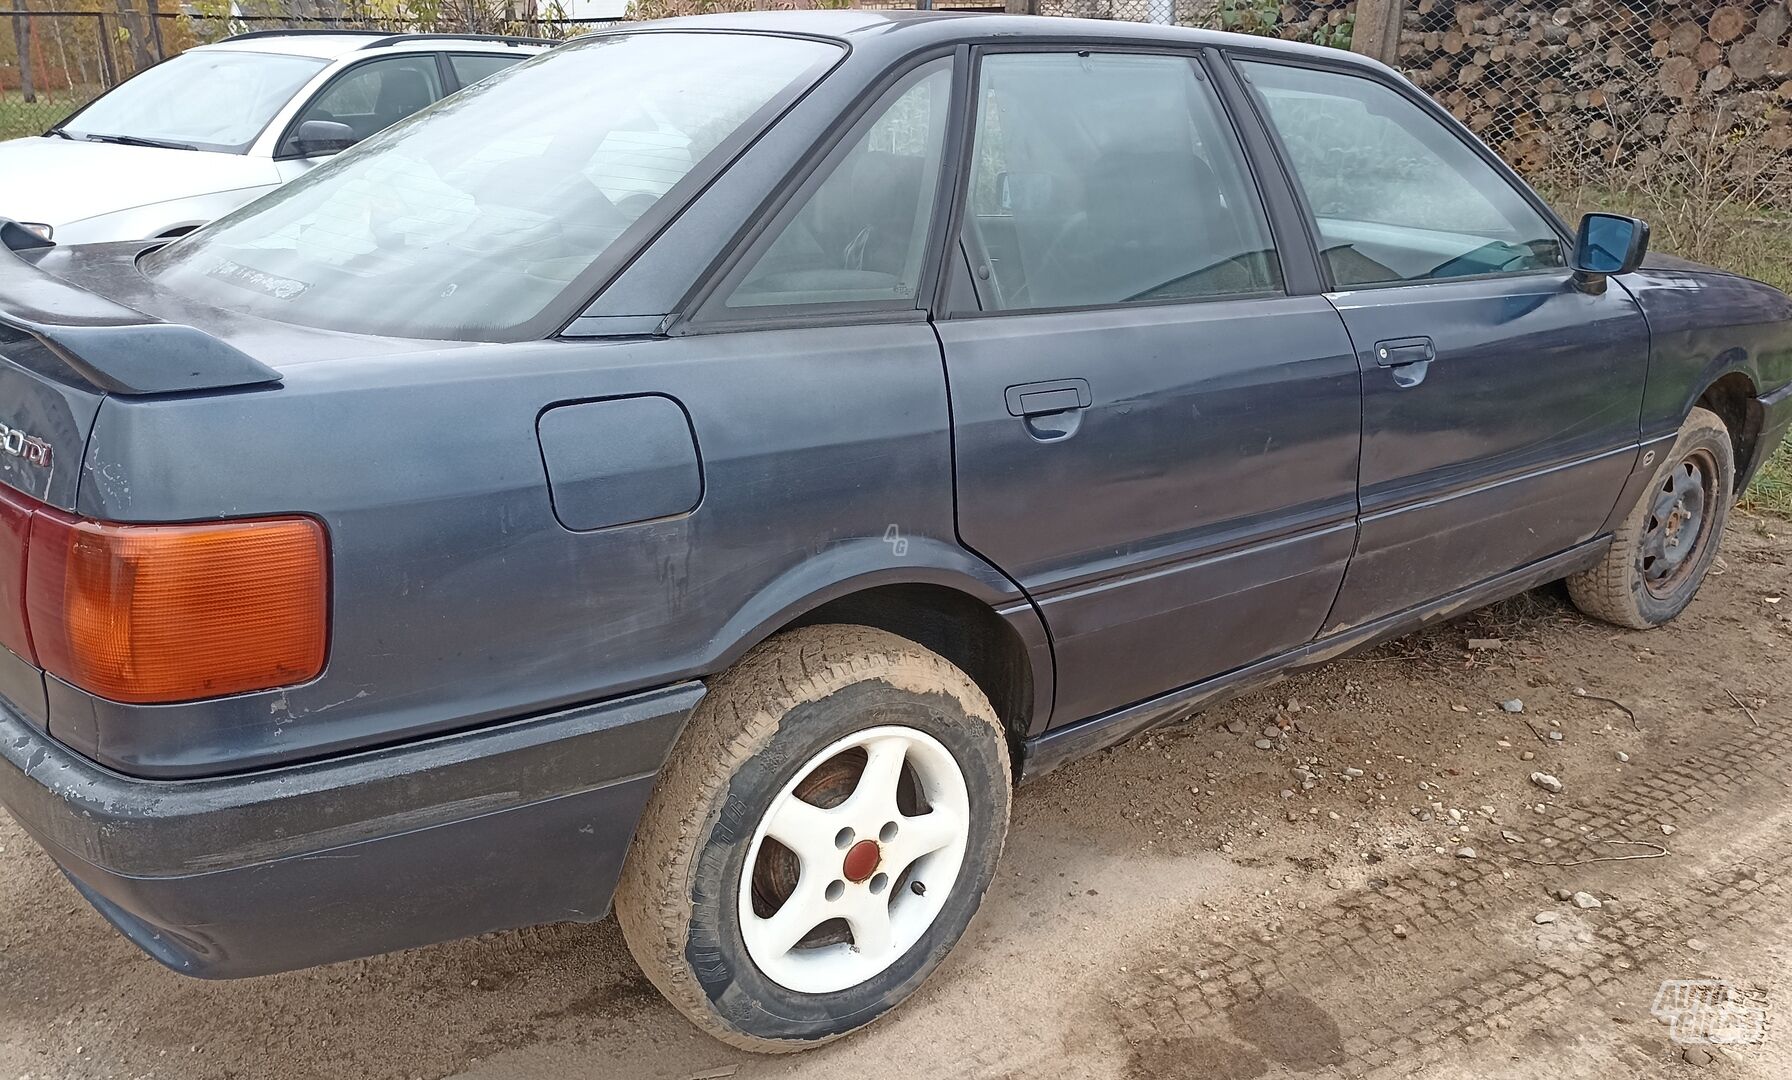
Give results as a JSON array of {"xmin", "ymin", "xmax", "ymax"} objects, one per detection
[
  {"xmin": 1005, "ymin": 378, "xmax": 1092, "ymax": 417},
  {"xmin": 1374, "ymin": 337, "xmax": 1435, "ymax": 389},
  {"xmin": 1374, "ymin": 337, "xmax": 1436, "ymax": 367}
]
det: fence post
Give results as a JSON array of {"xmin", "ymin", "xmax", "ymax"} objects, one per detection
[
  {"xmin": 1350, "ymin": 0, "xmax": 1404, "ymax": 64},
  {"xmin": 146, "ymin": 0, "xmax": 164, "ymax": 63},
  {"xmin": 95, "ymin": 12, "xmax": 117, "ymax": 86},
  {"xmin": 8, "ymin": 4, "xmax": 37, "ymax": 104}
]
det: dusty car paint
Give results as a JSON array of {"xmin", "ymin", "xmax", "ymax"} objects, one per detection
[{"xmin": 0, "ymin": 11, "xmax": 1787, "ymax": 981}]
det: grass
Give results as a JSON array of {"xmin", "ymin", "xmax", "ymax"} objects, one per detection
[
  {"xmin": 1741, "ymin": 442, "xmax": 1792, "ymax": 519},
  {"xmin": 1545, "ymin": 185, "xmax": 1792, "ymax": 293},
  {"xmin": 0, "ymin": 88, "xmax": 87, "ymax": 141}
]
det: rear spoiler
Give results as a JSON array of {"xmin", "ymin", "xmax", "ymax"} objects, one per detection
[{"xmin": 0, "ymin": 219, "xmax": 281, "ymax": 396}]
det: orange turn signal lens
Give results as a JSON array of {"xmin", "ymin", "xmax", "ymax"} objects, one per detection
[{"xmin": 24, "ymin": 513, "xmax": 327, "ymax": 704}]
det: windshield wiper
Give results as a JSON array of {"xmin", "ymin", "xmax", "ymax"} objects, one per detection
[
  {"xmin": 43, "ymin": 127, "xmax": 73, "ymax": 139},
  {"xmin": 75, "ymin": 132, "xmax": 198, "ymax": 151}
]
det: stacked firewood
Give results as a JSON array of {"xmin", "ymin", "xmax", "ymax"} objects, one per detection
[
  {"xmin": 1380, "ymin": 0, "xmax": 1792, "ymax": 192},
  {"xmin": 1047, "ymin": 0, "xmax": 1791, "ymax": 200}
]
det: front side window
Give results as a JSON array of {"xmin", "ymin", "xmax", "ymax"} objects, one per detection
[
  {"xmin": 724, "ymin": 59, "xmax": 954, "ymax": 311},
  {"xmin": 57, "ymin": 49, "xmax": 327, "ymax": 154},
  {"xmin": 145, "ymin": 33, "xmax": 842, "ymax": 341},
  {"xmin": 963, "ymin": 52, "xmax": 1280, "ymax": 313},
  {"xmin": 284, "ymin": 55, "xmax": 446, "ymax": 153},
  {"xmin": 1240, "ymin": 61, "xmax": 1565, "ymax": 287}
]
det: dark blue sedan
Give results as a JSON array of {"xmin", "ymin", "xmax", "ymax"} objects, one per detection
[{"xmin": 0, "ymin": 10, "xmax": 1787, "ymax": 1052}]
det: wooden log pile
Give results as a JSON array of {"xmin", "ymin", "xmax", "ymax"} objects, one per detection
[{"xmin": 1360, "ymin": 0, "xmax": 1792, "ymax": 194}]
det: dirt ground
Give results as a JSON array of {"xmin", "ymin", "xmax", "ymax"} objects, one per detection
[{"xmin": 3, "ymin": 516, "xmax": 1791, "ymax": 1080}]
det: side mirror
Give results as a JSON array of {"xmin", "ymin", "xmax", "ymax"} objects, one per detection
[
  {"xmin": 290, "ymin": 119, "xmax": 357, "ymax": 158},
  {"xmin": 1572, "ymin": 213, "xmax": 1649, "ymax": 290}
]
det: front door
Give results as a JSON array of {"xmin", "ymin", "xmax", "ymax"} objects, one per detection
[
  {"xmin": 939, "ymin": 49, "xmax": 1363, "ymax": 726},
  {"xmin": 274, "ymin": 54, "xmax": 450, "ymax": 180},
  {"xmin": 1236, "ymin": 58, "xmax": 1650, "ymax": 629}
]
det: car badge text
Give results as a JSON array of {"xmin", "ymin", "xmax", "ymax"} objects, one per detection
[{"xmin": 0, "ymin": 421, "xmax": 52, "ymax": 468}]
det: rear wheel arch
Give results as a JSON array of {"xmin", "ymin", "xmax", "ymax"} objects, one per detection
[{"xmin": 782, "ymin": 583, "xmax": 1040, "ymax": 774}]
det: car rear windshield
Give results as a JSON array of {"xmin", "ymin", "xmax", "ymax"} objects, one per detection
[
  {"xmin": 59, "ymin": 49, "xmax": 328, "ymax": 154},
  {"xmin": 144, "ymin": 33, "xmax": 843, "ymax": 341}
]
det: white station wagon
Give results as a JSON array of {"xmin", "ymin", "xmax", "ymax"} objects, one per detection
[{"xmin": 0, "ymin": 30, "xmax": 548, "ymax": 245}]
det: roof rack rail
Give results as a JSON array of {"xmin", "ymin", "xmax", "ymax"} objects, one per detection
[
  {"xmin": 220, "ymin": 28, "xmax": 388, "ymax": 43},
  {"xmin": 358, "ymin": 32, "xmax": 558, "ymax": 49},
  {"xmin": 217, "ymin": 29, "xmax": 554, "ymax": 47}
]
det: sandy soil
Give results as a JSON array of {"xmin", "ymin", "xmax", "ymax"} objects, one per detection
[{"xmin": 2, "ymin": 515, "xmax": 1790, "ymax": 1080}]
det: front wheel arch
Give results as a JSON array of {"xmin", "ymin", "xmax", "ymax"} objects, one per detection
[{"xmin": 1695, "ymin": 371, "xmax": 1763, "ymax": 491}]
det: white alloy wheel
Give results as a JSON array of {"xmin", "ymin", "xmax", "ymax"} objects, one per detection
[{"xmin": 737, "ymin": 725, "xmax": 970, "ymax": 994}]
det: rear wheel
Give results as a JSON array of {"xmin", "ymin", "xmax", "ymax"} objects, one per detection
[
  {"xmin": 1568, "ymin": 406, "xmax": 1734, "ymax": 628},
  {"xmin": 614, "ymin": 625, "xmax": 1011, "ymax": 1053}
]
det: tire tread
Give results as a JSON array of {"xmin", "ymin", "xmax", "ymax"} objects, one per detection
[{"xmin": 1567, "ymin": 406, "xmax": 1733, "ymax": 629}]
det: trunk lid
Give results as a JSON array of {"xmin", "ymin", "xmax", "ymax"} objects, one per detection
[{"xmin": 0, "ymin": 223, "xmax": 283, "ymax": 511}]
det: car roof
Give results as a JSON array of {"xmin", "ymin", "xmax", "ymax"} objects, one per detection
[
  {"xmin": 200, "ymin": 30, "xmax": 551, "ymax": 62},
  {"xmin": 601, "ymin": 10, "xmax": 1379, "ymax": 68}
]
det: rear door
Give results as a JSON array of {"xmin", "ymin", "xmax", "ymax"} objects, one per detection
[
  {"xmin": 938, "ymin": 48, "xmax": 1363, "ymax": 726},
  {"xmin": 445, "ymin": 51, "xmax": 532, "ymax": 90},
  {"xmin": 1233, "ymin": 58, "xmax": 1649, "ymax": 629}
]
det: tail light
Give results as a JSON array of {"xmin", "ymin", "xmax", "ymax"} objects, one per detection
[{"xmin": 9, "ymin": 503, "xmax": 327, "ymax": 704}]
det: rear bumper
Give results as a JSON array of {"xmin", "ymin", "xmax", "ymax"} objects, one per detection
[{"xmin": 0, "ymin": 681, "xmax": 702, "ymax": 977}]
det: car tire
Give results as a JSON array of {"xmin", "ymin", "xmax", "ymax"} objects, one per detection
[
  {"xmin": 1568, "ymin": 406, "xmax": 1735, "ymax": 629},
  {"xmin": 614, "ymin": 624, "xmax": 1012, "ymax": 1053}
]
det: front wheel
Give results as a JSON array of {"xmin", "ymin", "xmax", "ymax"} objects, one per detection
[
  {"xmin": 614, "ymin": 625, "xmax": 1011, "ymax": 1053},
  {"xmin": 1568, "ymin": 405, "xmax": 1735, "ymax": 628}
]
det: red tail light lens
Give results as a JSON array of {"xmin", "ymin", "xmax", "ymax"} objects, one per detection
[
  {"xmin": 0, "ymin": 490, "xmax": 33, "ymax": 662},
  {"xmin": 23, "ymin": 511, "xmax": 328, "ymax": 704}
]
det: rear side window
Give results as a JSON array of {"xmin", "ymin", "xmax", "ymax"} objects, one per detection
[
  {"xmin": 146, "ymin": 33, "xmax": 842, "ymax": 341},
  {"xmin": 1240, "ymin": 61, "xmax": 1565, "ymax": 287},
  {"xmin": 723, "ymin": 59, "xmax": 954, "ymax": 311},
  {"xmin": 450, "ymin": 53, "xmax": 528, "ymax": 87},
  {"xmin": 962, "ymin": 52, "xmax": 1280, "ymax": 313}
]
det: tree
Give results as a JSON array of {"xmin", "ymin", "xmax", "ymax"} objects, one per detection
[
  {"xmin": 9, "ymin": 4, "xmax": 32, "ymax": 104},
  {"xmin": 116, "ymin": 0, "xmax": 156, "ymax": 76},
  {"xmin": 8, "ymin": 0, "xmax": 35, "ymax": 104}
]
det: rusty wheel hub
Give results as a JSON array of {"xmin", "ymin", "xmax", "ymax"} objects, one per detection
[{"xmin": 842, "ymin": 838, "xmax": 882, "ymax": 883}]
